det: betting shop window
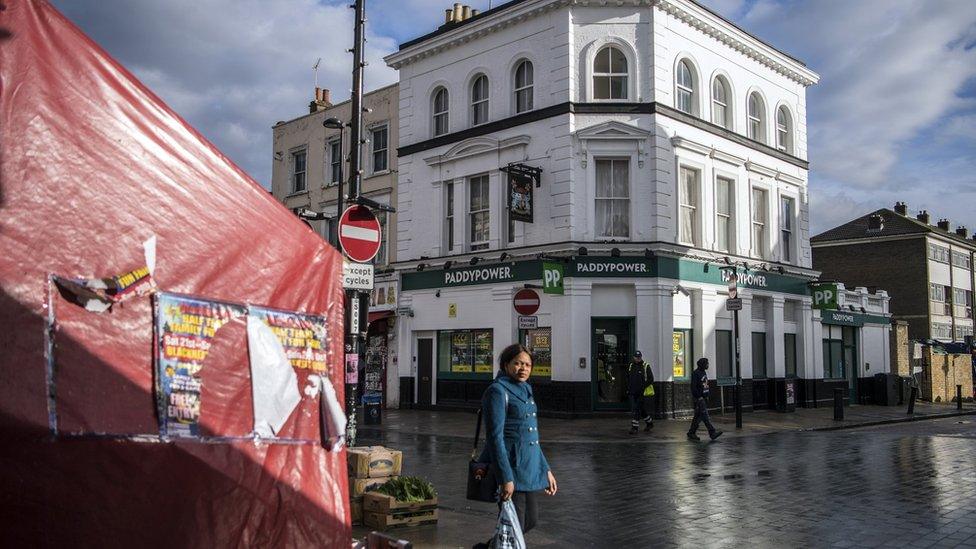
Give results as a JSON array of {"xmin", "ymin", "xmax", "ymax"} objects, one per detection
[
  {"xmin": 521, "ymin": 327, "xmax": 552, "ymax": 378},
  {"xmin": 752, "ymin": 332, "xmax": 767, "ymax": 378},
  {"xmin": 784, "ymin": 333, "xmax": 797, "ymax": 377},
  {"xmin": 437, "ymin": 329, "xmax": 493, "ymax": 378},
  {"xmin": 716, "ymin": 329, "xmax": 733, "ymax": 379},
  {"xmin": 822, "ymin": 325, "xmax": 856, "ymax": 379},
  {"xmin": 672, "ymin": 329, "xmax": 692, "ymax": 380}
]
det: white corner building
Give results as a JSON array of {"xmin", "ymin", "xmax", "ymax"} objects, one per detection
[{"xmin": 383, "ymin": 0, "xmax": 891, "ymax": 416}]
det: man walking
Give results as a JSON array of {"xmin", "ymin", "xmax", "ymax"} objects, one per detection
[
  {"xmin": 687, "ymin": 358, "xmax": 722, "ymax": 441},
  {"xmin": 626, "ymin": 351, "xmax": 654, "ymax": 435}
]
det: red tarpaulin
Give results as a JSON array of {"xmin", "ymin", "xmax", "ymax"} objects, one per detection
[{"xmin": 0, "ymin": 1, "xmax": 350, "ymax": 546}]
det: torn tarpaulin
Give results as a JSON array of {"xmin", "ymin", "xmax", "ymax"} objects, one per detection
[
  {"xmin": 247, "ymin": 315, "xmax": 302, "ymax": 438},
  {"xmin": 53, "ymin": 236, "xmax": 158, "ymax": 312},
  {"xmin": 306, "ymin": 374, "xmax": 346, "ymax": 451}
]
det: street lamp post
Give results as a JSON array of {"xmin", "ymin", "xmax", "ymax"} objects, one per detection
[
  {"xmin": 721, "ymin": 260, "xmax": 746, "ymax": 429},
  {"xmin": 323, "ymin": 117, "xmax": 344, "ymax": 248}
]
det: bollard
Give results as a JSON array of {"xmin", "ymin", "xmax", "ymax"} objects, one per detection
[
  {"xmin": 907, "ymin": 386, "xmax": 917, "ymax": 415},
  {"xmin": 833, "ymin": 388, "xmax": 844, "ymax": 421},
  {"xmin": 958, "ymin": 385, "xmax": 963, "ymax": 411}
]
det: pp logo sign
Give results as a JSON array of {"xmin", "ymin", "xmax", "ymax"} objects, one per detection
[
  {"xmin": 811, "ymin": 283, "xmax": 838, "ymax": 310},
  {"xmin": 542, "ymin": 262, "xmax": 564, "ymax": 295}
]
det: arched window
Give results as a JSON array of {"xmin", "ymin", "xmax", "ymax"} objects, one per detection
[
  {"xmin": 711, "ymin": 76, "xmax": 731, "ymax": 129},
  {"xmin": 593, "ymin": 46, "xmax": 628, "ymax": 100},
  {"xmin": 776, "ymin": 106, "xmax": 793, "ymax": 153},
  {"xmin": 471, "ymin": 75, "xmax": 489, "ymax": 126},
  {"xmin": 675, "ymin": 60, "xmax": 696, "ymax": 114},
  {"xmin": 432, "ymin": 87, "xmax": 449, "ymax": 137},
  {"xmin": 514, "ymin": 60, "xmax": 533, "ymax": 113},
  {"xmin": 747, "ymin": 92, "xmax": 765, "ymax": 142}
]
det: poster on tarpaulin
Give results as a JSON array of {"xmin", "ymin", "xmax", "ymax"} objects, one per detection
[
  {"xmin": 249, "ymin": 305, "xmax": 330, "ymax": 372},
  {"xmin": 155, "ymin": 292, "xmax": 245, "ymax": 437}
]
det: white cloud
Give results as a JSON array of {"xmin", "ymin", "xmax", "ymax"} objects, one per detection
[
  {"xmin": 53, "ymin": 0, "xmax": 399, "ymax": 188},
  {"xmin": 740, "ymin": 0, "xmax": 976, "ymax": 189}
]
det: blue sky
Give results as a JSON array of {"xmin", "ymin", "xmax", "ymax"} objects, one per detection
[{"xmin": 53, "ymin": 0, "xmax": 976, "ymax": 235}]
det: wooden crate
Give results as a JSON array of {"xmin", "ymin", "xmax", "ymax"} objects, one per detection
[
  {"xmin": 350, "ymin": 497, "xmax": 363, "ymax": 526},
  {"xmin": 363, "ymin": 492, "xmax": 437, "ymax": 514},
  {"xmin": 362, "ymin": 492, "xmax": 438, "ymax": 529},
  {"xmin": 363, "ymin": 508, "xmax": 438, "ymax": 529}
]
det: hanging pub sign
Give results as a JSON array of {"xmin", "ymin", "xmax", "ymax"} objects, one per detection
[{"xmin": 502, "ymin": 163, "xmax": 542, "ymax": 224}]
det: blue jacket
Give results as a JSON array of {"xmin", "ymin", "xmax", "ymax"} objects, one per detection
[{"xmin": 478, "ymin": 374, "xmax": 551, "ymax": 492}]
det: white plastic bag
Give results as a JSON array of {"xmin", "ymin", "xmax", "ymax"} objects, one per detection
[{"xmin": 489, "ymin": 499, "xmax": 526, "ymax": 549}]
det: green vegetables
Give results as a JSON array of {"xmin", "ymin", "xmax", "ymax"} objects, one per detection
[{"xmin": 375, "ymin": 476, "xmax": 437, "ymax": 502}]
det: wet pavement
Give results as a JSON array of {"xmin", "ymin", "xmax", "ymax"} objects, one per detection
[{"xmin": 355, "ymin": 411, "xmax": 976, "ymax": 548}]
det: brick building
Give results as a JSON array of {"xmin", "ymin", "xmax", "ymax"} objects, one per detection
[{"xmin": 812, "ymin": 203, "xmax": 976, "ymax": 343}]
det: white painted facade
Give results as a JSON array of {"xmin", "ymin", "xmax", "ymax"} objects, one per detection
[{"xmin": 384, "ymin": 0, "xmax": 894, "ymax": 413}]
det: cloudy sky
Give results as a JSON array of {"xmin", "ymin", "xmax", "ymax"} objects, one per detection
[{"xmin": 53, "ymin": 0, "xmax": 976, "ymax": 234}]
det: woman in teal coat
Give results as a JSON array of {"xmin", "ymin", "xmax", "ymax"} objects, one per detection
[{"xmin": 479, "ymin": 343, "xmax": 558, "ymax": 534}]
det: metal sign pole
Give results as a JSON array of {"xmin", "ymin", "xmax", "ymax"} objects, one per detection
[{"xmin": 342, "ymin": 0, "xmax": 368, "ymax": 448}]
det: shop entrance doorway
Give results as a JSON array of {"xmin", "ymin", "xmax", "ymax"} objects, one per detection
[
  {"xmin": 417, "ymin": 338, "xmax": 433, "ymax": 407},
  {"xmin": 592, "ymin": 318, "xmax": 634, "ymax": 410}
]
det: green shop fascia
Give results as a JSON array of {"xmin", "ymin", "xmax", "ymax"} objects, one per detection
[{"xmin": 401, "ymin": 256, "xmax": 812, "ymax": 294}]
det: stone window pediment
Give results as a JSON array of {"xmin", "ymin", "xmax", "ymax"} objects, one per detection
[{"xmin": 574, "ymin": 121, "xmax": 651, "ymax": 167}]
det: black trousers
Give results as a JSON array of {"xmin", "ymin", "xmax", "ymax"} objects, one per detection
[
  {"xmin": 628, "ymin": 394, "xmax": 653, "ymax": 425},
  {"xmin": 499, "ymin": 491, "xmax": 539, "ymax": 533},
  {"xmin": 688, "ymin": 397, "xmax": 717, "ymax": 436}
]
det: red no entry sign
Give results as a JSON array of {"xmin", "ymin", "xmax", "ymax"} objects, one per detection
[
  {"xmin": 338, "ymin": 205, "xmax": 381, "ymax": 263},
  {"xmin": 513, "ymin": 289, "xmax": 540, "ymax": 315}
]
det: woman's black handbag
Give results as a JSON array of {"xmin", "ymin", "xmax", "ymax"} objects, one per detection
[{"xmin": 466, "ymin": 407, "xmax": 498, "ymax": 502}]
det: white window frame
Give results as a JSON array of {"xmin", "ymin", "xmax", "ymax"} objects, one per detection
[
  {"xmin": 678, "ymin": 165, "xmax": 700, "ymax": 246},
  {"xmin": 371, "ymin": 206, "xmax": 389, "ymax": 266},
  {"xmin": 751, "ymin": 186, "xmax": 769, "ymax": 259},
  {"xmin": 594, "ymin": 157, "xmax": 631, "ymax": 240},
  {"xmin": 714, "ymin": 174, "xmax": 735, "ymax": 253},
  {"xmin": 675, "ymin": 59, "xmax": 696, "ymax": 115},
  {"xmin": 290, "ymin": 148, "xmax": 307, "ymax": 194},
  {"xmin": 711, "ymin": 76, "xmax": 731, "ymax": 129},
  {"xmin": 369, "ymin": 123, "xmax": 389, "ymax": 175},
  {"xmin": 432, "ymin": 87, "xmax": 450, "ymax": 137},
  {"xmin": 513, "ymin": 60, "xmax": 534, "ymax": 114},
  {"xmin": 444, "ymin": 181, "xmax": 455, "ymax": 253},
  {"xmin": 592, "ymin": 45, "xmax": 629, "ymax": 101},
  {"xmin": 328, "ymin": 139, "xmax": 342, "ymax": 186},
  {"xmin": 776, "ymin": 105, "xmax": 793, "ymax": 153},
  {"xmin": 468, "ymin": 174, "xmax": 490, "ymax": 251},
  {"xmin": 779, "ymin": 194, "xmax": 796, "ymax": 263},
  {"xmin": 470, "ymin": 74, "xmax": 489, "ymax": 126},
  {"xmin": 748, "ymin": 92, "xmax": 766, "ymax": 143}
]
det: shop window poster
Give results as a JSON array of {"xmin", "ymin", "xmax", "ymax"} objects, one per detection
[
  {"xmin": 525, "ymin": 328, "xmax": 552, "ymax": 377},
  {"xmin": 451, "ymin": 331, "xmax": 473, "ymax": 373},
  {"xmin": 473, "ymin": 330, "xmax": 493, "ymax": 373},
  {"xmin": 155, "ymin": 292, "xmax": 245, "ymax": 438},
  {"xmin": 672, "ymin": 331, "xmax": 686, "ymax": 378}
]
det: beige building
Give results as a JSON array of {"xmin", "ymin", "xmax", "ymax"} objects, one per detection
[
  {"xmin": 271, "ymin": 83, "xmax": 401, "ymax": 409},
  {"xmin": 271, "ymin": 83, "xmax": 399, "ymax": 267}
]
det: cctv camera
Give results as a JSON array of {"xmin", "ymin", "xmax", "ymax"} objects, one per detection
[{"xmin": 672, "ymin": 285, "xmax": 691, "ymax": 297}]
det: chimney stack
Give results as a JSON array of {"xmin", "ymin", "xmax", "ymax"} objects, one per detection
[
  {"xmin": 916, "ymin": 210, "xmax": 930, "ymax": 224},
  {"xmin": 309, "ymin": 87, "xmax": 333, "ymax": 114},
  {"xmin": 894, "ymin": 201, "xmax": 908, "ymax": 215},
  {"xmin": 442, "ymin": 3, "xmax": 477, "ymax": 26},
  {"xmin": 938, "ymin": 218, "xmax": 951, "ymax": 231},
  {"xmin": 956, "ymin": 226, "xmax": 969, "ymax": 238}
]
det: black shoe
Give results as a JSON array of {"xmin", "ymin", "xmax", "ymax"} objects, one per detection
[
  {"xmin": 629, "ymin": 426, "xmax": 639, "ymax": 435},
  {"xmin": 644, "ymin": 422, "xmax": 653, "ymax": 432},
  {"xmin": 687, "ymin": 433, "xmax": 701, "ymax": 441},
  {"xmin": 709, "ymin": 430, "xmax": 724, "ymax": 441}
]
